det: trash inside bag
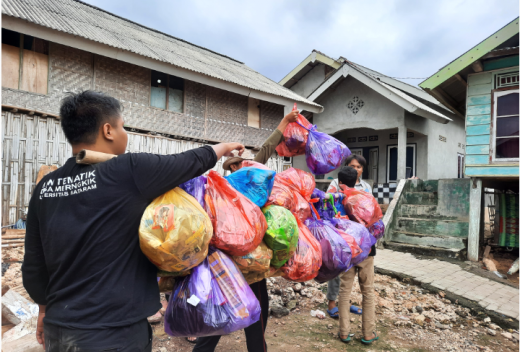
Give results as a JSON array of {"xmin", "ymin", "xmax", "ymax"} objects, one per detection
[
  {"xmin": 244, "ymin": 267, "xmax": 283, "ymax": 285},
  {"xmin": 232, "ymin": 241, "xmax": 273, "ymax": 274},
  {"xmin": 179, "ymin": 175, "xmax": 207, "ymax": 208},
  {"xmin": 330, "ymin": 218, "xmax": 376, "ymax": 266},
  {"xmin": 164, "ymin": 248, "xmax": 261, "ymax": 337},
  {"xmin": 139, "ymin": 188, "xmax": 213, "ymax": 272},
  {"xmin": 305, "ymin": 126, "xmax": 351, "ymax": 175},
  {"xmin": 281, "ymin": 218, "xmax": 322, "ymax": 282},
  {"xmin": 262, "ymin": 205, "xmax": 299, "ymax": 268},
  {"xmin": 241, "ymin": 160, "xmax": 272, "ymax": 170},
  {"xmin": 342, "ymin": 186, "xmax": 383, "ymax": 227},
  {"xmin": 368, "ymin": 219, "xmax": 385, "ymax": 240},
  {"xmin": 275, "ymin": 103, "xmax": 313, "ymax": 157},
  {"xmin": 311, "ymin": 189, "xmax": 346, "ymax": 220},
  {"xmin": 305, "ymin": 218, "xmax": 351, "ymax": 283},
  {"xmin": 205, "ymin": 171, "xmax": 267, "ymax": 256},
  {"xmin": 225, "ymin": 167, "xmax": 275, "ymax": 207}
]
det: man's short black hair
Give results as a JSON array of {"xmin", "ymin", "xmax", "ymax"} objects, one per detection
[
  {"xmin": 338, "ymin": 166, "xmax": 357, "ymax": 188},
  {"xmin": 60, "ymin": 91, "xmax": 122, "ymax": 145},
  {"xmin": 345, "ymin": 154, "xmax": 367, "ymax": 169}
]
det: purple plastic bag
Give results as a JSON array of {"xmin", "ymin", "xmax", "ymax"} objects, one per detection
[
  {"xmin": 305, "ymin": 218, "xmax": 351, "ymax": 283},
  {"xmin": 164, "ymin": 248, "xmax": 260, "ymax": 337},
  {"xmin": 311, "ymin": 189, "xmax": 346, "ymax": 220},
  {"xmin": 368, "ymin": 219, "xmax": 385, "ymax": 241},
  {"xmin": 329, "ymin": 218, "xmax": 376, "ymax": 266},
  {"xmin": 305, "ymin": 126, "xmax": 351, "ymax": 175},
  {"xmin": 180, "ymin": 175, "xmax": 207, "ymax": 208}
]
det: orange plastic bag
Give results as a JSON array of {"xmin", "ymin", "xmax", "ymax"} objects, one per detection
[
  {"xmin": 281, "ymin": 218, "xmax": 322, "ymax": 282},
  {"xmin": 341, "ymin": 186, "xmax": 383, "ymax": 227},
  {"xmin": 275, "ymin": 103, "xmax": 313, "ymax": 157},
  {"xmin": 205, "ymin": 171, "xmax": 267, "ymax": 256}
]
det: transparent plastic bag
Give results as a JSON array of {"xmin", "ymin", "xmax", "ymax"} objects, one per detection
[
  {"xmin": 305, "ymin": 217, "xmax": 351, "ymax": 283},
  {"xmin": 281, "ymin": 218, "xmax": 322, "ymax": 282},
  {"xmin": 164, "ymin": 248, "xmax": 261, "ymax": 337},
  {"xmin": 225, "ymin": 167, "xmax": 275, "ymax": 207},
  {"xmin": 179, "ymin": 175, "xmax": 207, "ymax": 208},
  {"xmin": 139, "ymin": 188, "xmax": 213, "ymax": 272},
  {"xmin": 275, "ymin": 103, "xmax": 313, "ymax": 157},
  {"xmin": 205, "ymin": 171, "xmax": 267, "ymax": 256},
  {"xmin": 232, "ymin": 241, "xmax": 273, "ymax": 274},
  {"xmin": 262, "ymin": 205, "xmax": 299, "ymax": 268},
  {"xmin": 341, "ymin": 186, "xmax": 383, "ymax": 227}
]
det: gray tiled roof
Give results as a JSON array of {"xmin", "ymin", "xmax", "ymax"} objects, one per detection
[{"xmin": 2, "ymin": 0, "xmax": 321, "ymax": 108}]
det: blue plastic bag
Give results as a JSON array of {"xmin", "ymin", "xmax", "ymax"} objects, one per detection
[
  {"xmin": 305, "ymin": 218, "xmax": 351, "ymax": 283},
  {"xmin": 329, "ymin": 218, "xmax": 376, "ymax": 266},
  {"xmin": 225, "ymin": 167, "xmax": 275, "ymax": 207},
  {"xmin": 180, "ymin": 175, "xmax": 207, "ymax": 208},
  {"xmin": 164, "ymin": 248, "xmax": 261, "ymax": 337},
  {"xmin": 304, "ymin": 125, "xmax": 351, "ymax": 175}
]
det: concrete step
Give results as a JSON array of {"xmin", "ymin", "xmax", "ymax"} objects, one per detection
[
  {"xmin": 384, "ymin": 241, "xmax": 466, "ymax": 260},
  {"xmin": 399, "ymin": 204, "xmax": 438, "ymax": 217},
  {"xmin": 390, "ymin": 231, "xmax": 466, "ymax": 250},
  {"xmin": 396, "ymin": 217, "xmax": 469, "ymax": 237},
  {"xmin": 403, "ymin": 192, "xmax": 437, "ymax": 205}
]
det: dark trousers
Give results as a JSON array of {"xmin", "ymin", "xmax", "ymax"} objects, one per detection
[
  {"xmin": 193, "ymin": 279, "xmax": 269, "ymax": 352},
  {"xmin": 44, "ymin": 319, "xmax": 152, "ymax": 352}
]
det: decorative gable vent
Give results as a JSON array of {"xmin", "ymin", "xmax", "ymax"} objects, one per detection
[
  {"xmin": 347, "ymin": 96, "xmax": 364, "ymax": 114},
  {"xmin": 496, "ymin": 72, "xmax": 519, "ymax": 89}
]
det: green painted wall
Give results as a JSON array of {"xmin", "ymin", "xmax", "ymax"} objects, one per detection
[
  {"xmin": 436, "ymin": 179, "xmax": 470, "ymax": 220},
  {"xmin": 483, "ymin": 55, "xmax": 520, "ymax": 71}
]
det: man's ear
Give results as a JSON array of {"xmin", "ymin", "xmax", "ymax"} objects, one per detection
[{"xmin": 102, "ymin": 122, "xmax": 114, "ymax": 141}]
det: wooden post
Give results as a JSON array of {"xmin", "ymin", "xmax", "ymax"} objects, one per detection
[
  {"xmin": 397, "ymin": 126, "xmax": 407, "ymax": 181},
  {"xmin": 468, "ymin": 177, "xmax": 482, "ymax": 261}
]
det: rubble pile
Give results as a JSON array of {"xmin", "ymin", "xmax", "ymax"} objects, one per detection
[{"xmin": 267, "ymin": 277, "xmax": 327, "ymax": 316}]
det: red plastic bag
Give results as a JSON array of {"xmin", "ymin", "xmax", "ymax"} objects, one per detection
[
  {"xmin": 281, "ymin": 218, "xmax": 322, "ymax": 282},
  {"xmin": 341, "ymin": 186, "xmax": 383, "ymax": 227},
  {"xmin": 275, "ymin": 104, "xmax": 313, "ymax": 157},
  {"xmin": 205, "ymin": 171, "xmax": 267, "ymax": 256},
  {"xmin": 275, "ymin": 167, "xmax": 315, "ymax": 199},
  {"xmin": 241, "ymin": 160, "xmax": 272, "ymax": 171}
]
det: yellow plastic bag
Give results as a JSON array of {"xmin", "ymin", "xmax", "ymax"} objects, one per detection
[
  {"xmin": 139, "ymin": 188, "xmax": 213, "ymax": 272},
  {"xmin": 232, "ymin": 242, "xmax": 273, "ymax": 274}
]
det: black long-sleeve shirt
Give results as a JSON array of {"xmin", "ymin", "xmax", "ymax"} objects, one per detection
[{"xmin": 22, "ymin": 146, "xmax": 217, "ymax": 329}]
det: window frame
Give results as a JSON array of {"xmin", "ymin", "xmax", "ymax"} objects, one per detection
[
  {"xmin": 149, "ymin": 70, "xmax": 185, "ymax": 113},
  {"xmin": 490, "ymin": 88, "xmax": 519, "ymax": 163}
]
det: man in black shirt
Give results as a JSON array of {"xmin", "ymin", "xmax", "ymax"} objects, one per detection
[{"xmin": 22, "ymin": 91, "xmax": 245, "ymax": 351}]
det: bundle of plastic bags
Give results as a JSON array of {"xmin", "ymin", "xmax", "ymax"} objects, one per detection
[
  {"xmin": 275, "ymin": 104, "xmax": 313, "ymax": 157},
  {"xmin": 305, "ymin": 126, "xmax": 351, "ymax": 175},
  {"xmin": 205, "ymin": 171, "xmax": 267, "ymax": 256},
  {"xmin": 305, "ymin": 217, "xmax": 352, "ymax": 283},
  {"xmin": 179, "ymin": 175, "xmax": 207, "ymax": 208},
  {"xmin": 311, "ymin": 188, "xmax": 346, "ymax": 220},
  {"xmin": 330, "ymin": 218, "xmax": 375, "ymax": 266},
  {"xmin": 262, "ymin": 205, "xmax": 299, "ymax": 268},
  {"xmin": 165, "ymin": 248, "xmax": 261, "ymax": 337},
  {"xmin": 242, "ymin": 160, "xmax": 272, "ymax": 170},
  {"xmin": 139, "ymin": 188, "xmax": 213, "ymax": 272},
  {"xmin": 342, "ymin": 186, "xmax": 383, "ymax": 227},
  {"xmin": 368, "ymin": 219, "xmax": 385, "ymax": 240},
  {"xmin": 226, "ymin": 167, "xmax": 275, "ymax": 207},
  {"xmin": 281, "ymin": 218, "xmax": 322, "ymax": 282},
  {"xmin": 232, "ymin": 242, "xmax": 273, "ymax": 274}
]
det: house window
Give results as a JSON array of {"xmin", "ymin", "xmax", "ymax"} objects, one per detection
[
  {"xmin": 457, "ymin": 153, "xmax": 465, "ymax": 178},
  {"xmin": 2, "ymin": 29, "xmax": 49, "ymax": 94},
  {"xmin": 492, "ymin": 90, "xmax": 519, "ymax": 161},
  {"xmin": 495, "ymin": 72, "xmax": 519, "ymax": 89},
  {"xmin": 247, "ymin": 97, "xmax": 260, "ymax": 128},
  {"xmin": 150, "ymin": 70, "xmax": 184, "ymax": 113}
]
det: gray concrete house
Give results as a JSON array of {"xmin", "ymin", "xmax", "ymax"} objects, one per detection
[
  {"xmin": 280, "ymin": 51, "xmax": 466, "ymax": 203},
  {"xmin": 0, "ymin": 0, "xmax": 322, "ymax": 225}
]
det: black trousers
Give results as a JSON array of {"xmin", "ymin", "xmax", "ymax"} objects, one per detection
[
  {"xmin": 44, "ymin": 319, "xmax": 152, "ymax": 352},
  {"xmin": 193, "ymin": 279, "xmax": 269, "ymax": 352}
]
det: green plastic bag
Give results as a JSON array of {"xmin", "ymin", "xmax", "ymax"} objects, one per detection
[{"xmin": 261, "ymin": 205, "xmax": 299, "ymax": 268}]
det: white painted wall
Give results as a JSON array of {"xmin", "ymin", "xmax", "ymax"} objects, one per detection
[{"xmin": 290, "ymin": 64, "xmax": 326, "ymax": 99}]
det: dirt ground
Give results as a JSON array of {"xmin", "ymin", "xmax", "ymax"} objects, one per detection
[{"xmin": 151, "ymin": 274, "xmax": 519, "ymax": 352}]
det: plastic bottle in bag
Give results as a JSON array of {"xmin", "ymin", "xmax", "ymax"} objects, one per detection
[
  {"xmin": 139, "ymin": 188, "xmax": 213, "ymax": 272},
  {"xmin": 205, "ymin": 171, "xmax": 267, "ymax": 256}
]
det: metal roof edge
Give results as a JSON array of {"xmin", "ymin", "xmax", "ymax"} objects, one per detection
[
  {"xmin": 279, "ymin": 50, "xmax": 341, "ymax": 86},
  {"xmin": 420, "ymin": 17, "xmax": 519, "ymax": 90}
]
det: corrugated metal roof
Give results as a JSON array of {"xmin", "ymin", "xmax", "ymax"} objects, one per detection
[{"xmin": 2, "ymin": 0, "xmax": 321, "ymax": 108}]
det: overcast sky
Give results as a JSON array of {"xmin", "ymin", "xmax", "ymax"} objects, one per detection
[{"xmin": 83, "ymin": 0, "xmax": 518, "ymax": 86}]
